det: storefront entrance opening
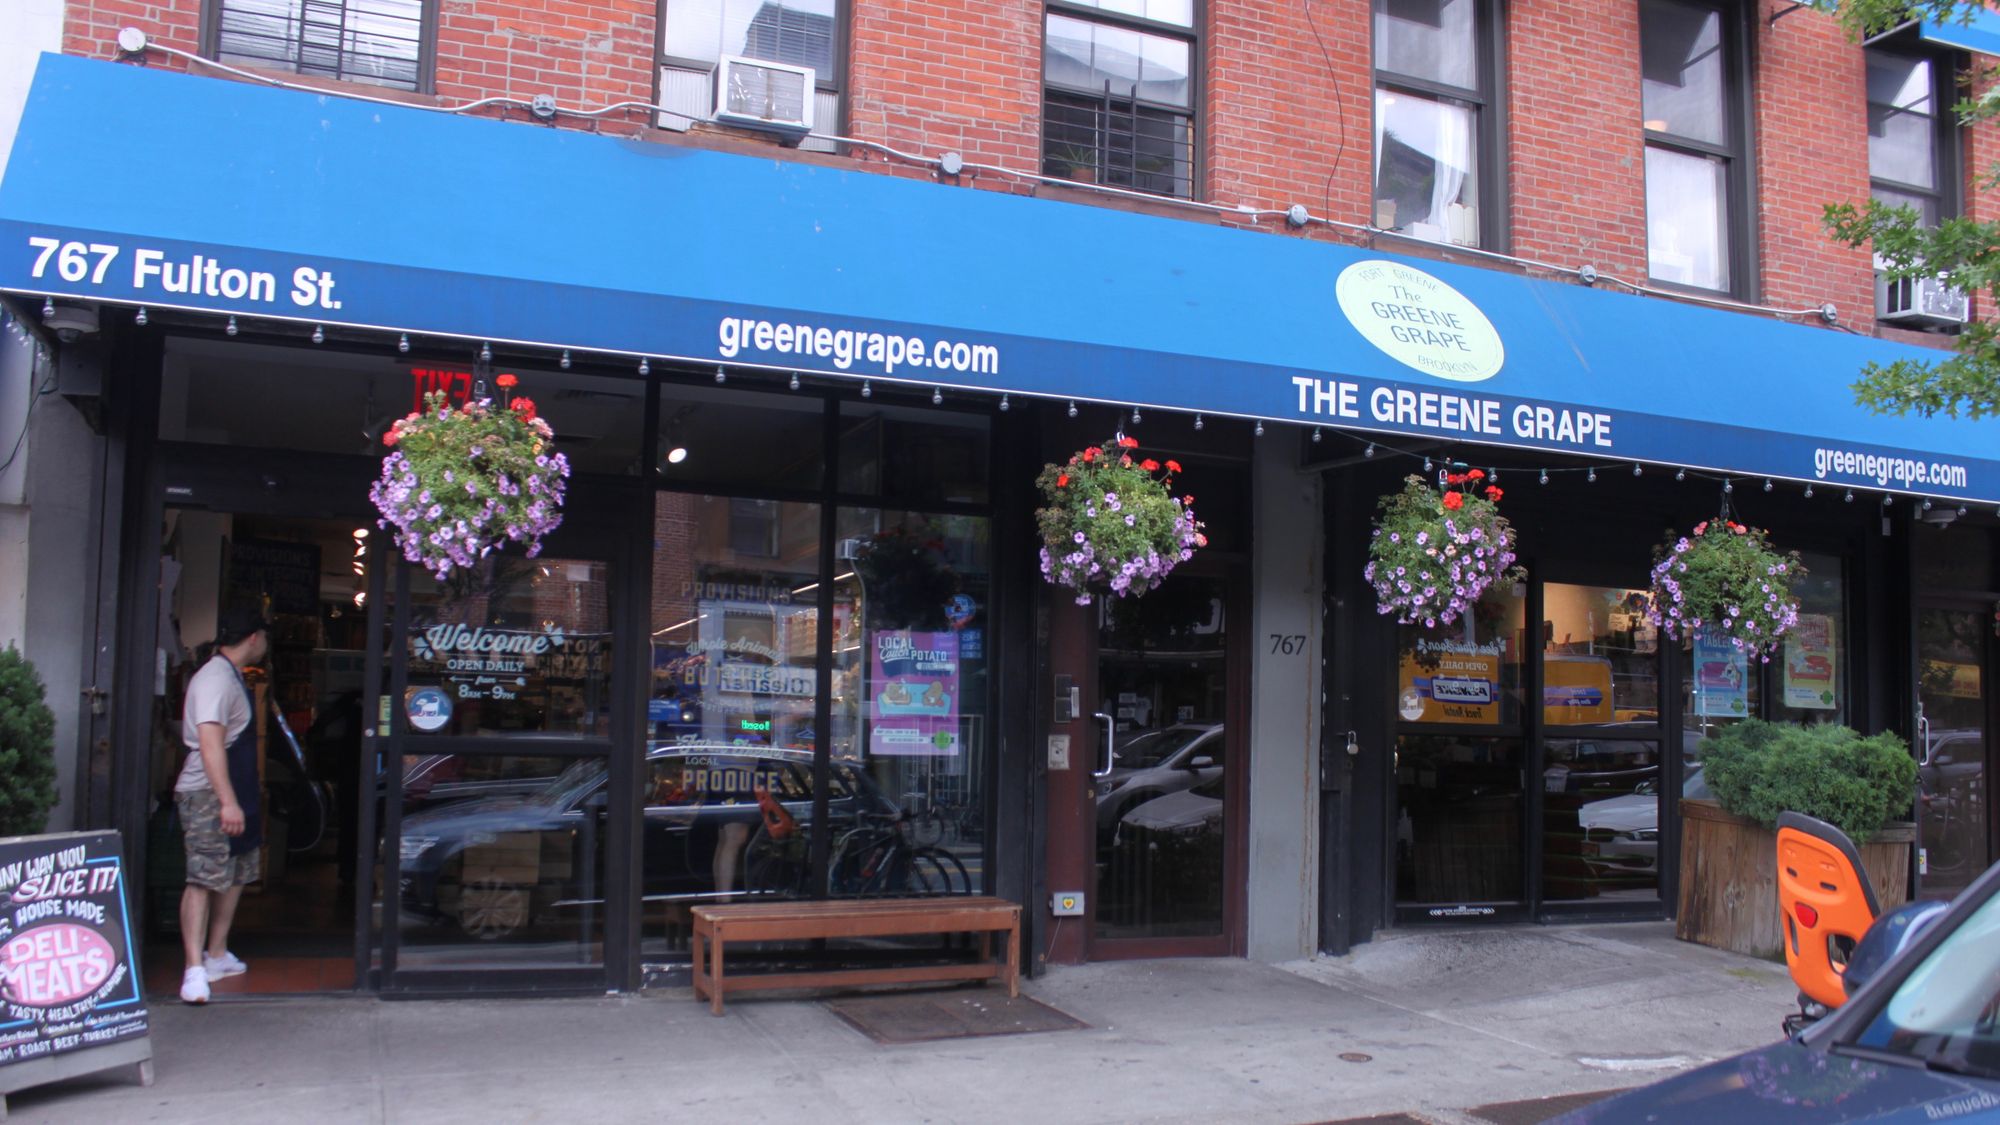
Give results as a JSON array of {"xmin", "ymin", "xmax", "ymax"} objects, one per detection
[
  {"xmin": 1914, "ymin": 522, "xmax": 1998, "ymax": 898},
  {"xmin": 145, "ymin": 509, "xmax": 368, "ymax": 996}
]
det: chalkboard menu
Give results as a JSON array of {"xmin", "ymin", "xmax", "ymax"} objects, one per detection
[
  {"xmin": 228, "ymin": 538, "xmax": 322, "ymax": 617},
  {"xmin": 0, "ymin": 831, "xmax": 149, "ymax": 1074}
]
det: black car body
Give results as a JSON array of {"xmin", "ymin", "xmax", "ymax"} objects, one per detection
[{"xmin": 1559, "ymin": 859, "xmax": 2000, "ymax": 1123}]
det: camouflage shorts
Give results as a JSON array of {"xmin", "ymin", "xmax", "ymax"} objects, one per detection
[{"xmin": 176, "ymin": 788, "xmax": 261, "ymax": 891}]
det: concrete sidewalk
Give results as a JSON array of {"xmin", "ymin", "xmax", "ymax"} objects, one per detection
[{"xmin": 7, "ymin": 922, "xmax": 1797, "ymax": 1125}]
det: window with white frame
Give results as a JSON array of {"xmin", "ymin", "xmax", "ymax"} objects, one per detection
[
  {"xmin": 1042, "ymin": 1, "xmax": 1197, "ymax": 200},
  {"xmin": 1372, "ymin": 0, "xmax": 1498, "ymax": 248},
  {"xmin": 1640, "ymin": 0, "xmax": 1748, "ymax": 294},
  {"xmin": 211, "ymin": 0, "xmax": 429, "ymax": 92},
  {"xmin": 660, "ymin": 0, "xmax": 841, "ymax": 149}
]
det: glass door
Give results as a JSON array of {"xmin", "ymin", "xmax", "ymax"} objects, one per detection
[
  {"xmin": 1917, "ymin": 605, "xmax": 1991, "ymax": 897},
  {"xmin": 376, "ymin": 548, "xmax": 626, "ymax": 990},
  {"xmin": 1090, "ymin": 567, "xmax": 1242, "ymax": 956}
]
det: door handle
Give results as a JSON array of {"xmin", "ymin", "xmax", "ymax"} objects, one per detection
[{"xmin": 1092, "ymin": 712, "xmax": 1116, "ymax": 779}]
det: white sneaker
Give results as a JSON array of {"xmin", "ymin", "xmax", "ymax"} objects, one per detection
[
  {"xmin": 203, "ymin": 951, "xmax": 247, "ymax": 980},
  {"xmin": 180, "ymin": 966, "xmax": 211, "ymax": 1004}
]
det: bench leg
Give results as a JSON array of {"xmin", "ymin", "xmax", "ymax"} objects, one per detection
[
  {"xmin": 708, "ymin": 930, "xmax": 727, "ymax": 1016},
  {"xmin": 1005, "ymin": 923, "xmax": 1020, "ymax": 998}
]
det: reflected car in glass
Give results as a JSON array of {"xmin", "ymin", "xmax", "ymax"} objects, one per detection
[
  {"xmin": 1576, "ymin": 765, "xmax": 1713, "ymax": 874},
  {"xmin": 1094, "ymin": 724, "xmax": 1223, "ymax": 842},
  {"xmin": 1557, "ymin": 859, "xmax": 2000, "ymax": 1123},
  {"xmin": 397, "ymin": 744, "xmax": 895, "ymax": 940}
]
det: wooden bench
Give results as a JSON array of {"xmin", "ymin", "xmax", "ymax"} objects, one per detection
[{"xmin": 690, "ymin": 896, "xmax": 1021, "ymax": 1015}]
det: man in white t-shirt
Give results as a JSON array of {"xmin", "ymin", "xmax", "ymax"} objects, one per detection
[{"xmin": 174, "ymin": 606, "xmax": 269, "ymax": 1005}]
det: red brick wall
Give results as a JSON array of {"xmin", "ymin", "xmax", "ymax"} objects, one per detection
[
  {"xmin": 1206, "ymin": 0, "xmax": 1373, "ymax": 224},
  {"xmin": 50, "ymin": 0, "xmax": 2000, "ymax": 334},
  {"xmin": 846, "ymin": 0, "xmax": 1044, "ymax": 172},
  {"xmin": 1506, "ymin": 0, "xmax": 1648, "ymax": 282},
  {"xmin": 1752, "ymin": 3, "xmax": 1874, "ymax": 318}
]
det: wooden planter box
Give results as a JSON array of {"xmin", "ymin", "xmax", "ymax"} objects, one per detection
[{"xmin": 1676, "ymin": 799, "xmax": 1914, "ymax": 960}]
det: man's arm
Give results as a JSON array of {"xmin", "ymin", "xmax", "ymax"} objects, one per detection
[{"xmin": 197, "ymin": 721, "xmax": 245, "ymax": 836}]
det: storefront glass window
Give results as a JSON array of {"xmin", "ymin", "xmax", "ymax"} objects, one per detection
[
  {"xmin": 1542, "ymin": 583, "xmax": 1661, "ymax": 725},
  {"xmin": 644, "ymin": 492, "xmax": 822, "ymax": 931},
  {"xmin": 394, "ymin": 752, "xmax": 609, "ymax": 967},
  {"xmin": 1394, "ymin": 735, "xmax": 1523, "ymax": 905},
  {"xmin": 656, "ymin": 384, "xmax": 825, "ymax": 492},
  {"xmin": 838, "ymin": 402, "xmax": 991, "ymax": 506},
  {"xmin": 1915, "ymin": 522, "xmax": 1994, "ymax": 590},
  {"xmin": 159, "ymin": 340, "xmax": 645, "ymax": 475},
  {"xmin": 1776, "ymin": 551, "xmax": 1845, "ymax": 725},
  {"xmin": 829, "ymin": 508, "xmax": 991, "ymax": 895},
  {"xmin": 1396, "ymin": 583, "xmax": 1527, "ymax": 726},
  {"xmin": 401, "ymin": 558, "xmax": 614, "ymax": 737}
]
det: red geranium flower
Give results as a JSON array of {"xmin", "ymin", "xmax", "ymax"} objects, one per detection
[
  {"xmin": 1693, "ymin": 521, "xmax": 1708, "ymax": 535},
  {"xmin": 382, "ymin": 429, "xmax": 399, "ymax": 447},
  {"xmin": 1119, "ymin": 436, "xmax": 1140, "ymax": 449},
  {"xmin": 496, "ymin": 373, "xmax": 518, "ymax": 389},
  {"xmin": 1057, "ymin": 472, "xmax": 1069, "ymax": 488},
  {"xmin": 1083, "ymin": 447, "xmax": 1100, "ymax": 462},
  {"xmin": 511, "ymin": 397, "xmax": 537, "ymax": 420},
  {"xmin": 1468, "ymin": 468, "xmax": 1486, "ymax": 480},
  {"xmin": 1485, "ymin": 486, "xmax": 1503, "ymax": 501},
  {"xmin": 1120, "ymin": 455, "xmax": 1132, "ymax": 466},
  {"xmin": 1165, "ymin": 460, "xmax": 1182, "ymax": 474},
  {"xmin": 1141, "ymin": 459, "xmax": 1160, "ymax": 472},
  {"xmin": 1442, "ymin": 491, "xmax": 1465, "ymax": 511}
]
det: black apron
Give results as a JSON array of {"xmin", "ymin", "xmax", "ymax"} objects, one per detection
[{"xmin": 223, "ymin": 663, "xmax": 263, "ymax": 855}]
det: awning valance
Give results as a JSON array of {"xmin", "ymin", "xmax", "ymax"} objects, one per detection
[{"xmin": 3, "ymin": 53, "xmax": 1996, "ymax": 503}]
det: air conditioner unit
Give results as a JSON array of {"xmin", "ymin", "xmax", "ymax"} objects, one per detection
[
  {"xmin": 713, "ymin": 56, "xmax": 815, "ymax": 143},
  {"xmin": 1876, "ymin": 272, "xmax": 1969, "ymax": 327}
]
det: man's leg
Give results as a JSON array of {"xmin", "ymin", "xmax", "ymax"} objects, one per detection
[
  {"xmin": 180, "ymin": 884, "xmax": 211, "ymax": 970},
  {"xmin": 205, "ymin": 883, "xmax": 246, "ymax": 960}
]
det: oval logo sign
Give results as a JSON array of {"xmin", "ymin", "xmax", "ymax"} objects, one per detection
[
  {"xmin": 1336, "ymin": 260, "xmax": 1504, "ymax": 382},
  {"xmin": 2, "ymin": 923, "xmax": 117, "ymax": 1007}
]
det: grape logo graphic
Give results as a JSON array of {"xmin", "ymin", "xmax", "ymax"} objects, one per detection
[{"xmin": 1336, "ymin": 260, "xmax": 1504, "ymax": 383}]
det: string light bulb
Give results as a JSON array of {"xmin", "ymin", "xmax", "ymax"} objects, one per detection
[
  {"xmin": 311, "ymin": 324, "xmax": 324, "ymax": 344},
  {"xmin": 40, "ymin": 298, "xmax": 53, "ymax": 319},
  {"xmin": 715, "ymin": 366, "xmax": 727, "ymax": 384},
  {"xmin": 1587, "ymin": 467, "xmax": 1597, "ymax": 483},
  {"xmin": 1922, "ymin": 498, "xmax": 1933, "ymax": 510},
  {"xmin": 1067, "ymin": 400, "xmax": 1077, "ymax": 418},
  {"xmin": 560, "ymin": 349, "xmax": 571, "ymax": 370},
  {"xmin": 1723, "ymin": 479, "xmax": 1734, "ymax": 494},
  {"xmin": 932, "ymin": 386, "xmax": 943, "ymax": 405},
  {"xmin": 1254, "ymin": 420, "xmax": 1265, "ymax": 437},
  {"xmin": 1763, "ymin": 478, "xmax": 1773, "ymax": 492},
  {"xmin": 999, "ymin": 394, "xmax": 1010, "ymax": 412},
  {"xmin": 1540, "ymin": 469, "xmax": 1550, "ymax": 485},
  {"xmin": 1363, "ymin": 442, "xmax": 1375, "ymax": 458},
  {"xmin": 1193, "ymin": 414, "xmax": 1204, "ymax": 431},
  {"xmin": 1957, "ymin": 506, "xmax": 1967, "ymax": 517},
  {"xmin": 1804, "ymin": 484, "xmax": 1813, "ymax": 499},
  {"xmin": 229, "ymin": 317, "xmax": 241, "ymax": 338},
  {"xmin": 1882, "ymin": 494, "xmax": 1894, "ymax": 507},
  {"xmin": 1633, "ymin": 463, "xmax": 1643, "ymax": 477},
  {"xmin": 639, "ymin": 357, "xmax": 650, "ymax": 376},
  {"xmin": 1845, "ymin": 489, "xmax": 1854, "ymax": 503},
  {"xmin": 479, "ymin": 341, "xmax": 492, "ymax": 363},
  {"xmin": 1131, "ymin": 406, "xmax": 1142, "ymax": 424},
  {"xmin": 1423, "ymin": 457, "xmax": 1433, "ymax": 472},
  {"xmin": 789, "ymin": 372, "xmax": 800, "ymax": 390},
  {"xmin": 861, "ymin": 380, "xmax": 872, "ymax": 398},
  {"xmin": 1676, "ymin": 468, "xmax": 1687, "ymax": 482},
  {"xmin": 135, "ymin": 306, "xmax": 148, "ymax": 326},
  {"xmin": 1312, "ymin": 427, "xmax": 1323, "ymax": 443}
]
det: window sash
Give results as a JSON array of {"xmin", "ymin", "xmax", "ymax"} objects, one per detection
[{"xmin": 214, "ymin": 0, "xmax": 427, "ymax": 92}]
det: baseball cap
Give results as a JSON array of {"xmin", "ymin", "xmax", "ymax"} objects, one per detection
[{"xmin": 215, "ymin": 605, "xmax": 272, "ymax": 647}]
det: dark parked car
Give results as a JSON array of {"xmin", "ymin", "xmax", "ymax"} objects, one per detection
[
  {"xmin": 1095, "ymin": 724, "xmax": 1223, "ymax": 842},
  {"xmin": 397, "ymin": 743, "xmax": 895, "ymax": 940},
  {"xmin": 1558, "ymin": 858, "xmax": 2000, "ymax": 1123}
]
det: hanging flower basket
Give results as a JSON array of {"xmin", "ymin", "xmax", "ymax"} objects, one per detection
[
  {"xmin": 1035, "ymin": 435, "xmax": 1204, "ymax": 604},
  {"xmin": 1646, "ymin": 517, "xmax": 1804, "ymax": 659},
  {"xmin": 370, "ymin": 381, "xmax": 570, "ymax": 580},
  {"xmin": 1365, "ymin": 471, "xmax": 1523, "ymax": 628}
]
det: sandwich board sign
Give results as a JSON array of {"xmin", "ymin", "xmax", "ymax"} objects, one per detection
[{"xmin": 0, "ymin": 831, "xmax": 153, "ymax": 1111}]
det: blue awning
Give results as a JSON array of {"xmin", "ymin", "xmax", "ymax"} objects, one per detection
[
  {"xmin": 1913, "ymin": 8, "xmax": 2000, "ymax": 55},
  {"xmin": 3, "ymin": 53, "xmax": 1996, "ymax": 503}
]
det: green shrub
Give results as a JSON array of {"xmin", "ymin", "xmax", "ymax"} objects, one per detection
[
  {"xmin": 0, "ymin": 645, "xmax": 58, "ymax": 837},
  {"xmin": 1699, "ymin": 719, "xmax": 1918, "ymax": 842}
]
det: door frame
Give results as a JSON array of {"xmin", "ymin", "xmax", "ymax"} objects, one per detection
[
  {"xmin": 1912, "ymin": 594, "xmax": 1999, "ymax": 897},
  {"xmin": 1083, "ymin": 553, "xmax": 1251, "ymax": 961}
]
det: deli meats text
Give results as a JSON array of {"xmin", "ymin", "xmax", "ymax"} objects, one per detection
[{"xmin": 24, "ymin": 237, "xmax": 342, "ymax": 309}]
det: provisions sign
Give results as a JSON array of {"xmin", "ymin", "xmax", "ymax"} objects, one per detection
[{"xmin": 0, "ymin": 831, "xmax": 150, "ymax": 1095}]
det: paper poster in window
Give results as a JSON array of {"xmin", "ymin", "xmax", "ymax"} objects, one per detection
[
  {"xmin": 1397, "ymin": 638, "xmax": 1502, "ymax": 724},
  {"xmin": 1692, "ymin": 629, "xmax": 1749, "ymax": 718},
  {"xmin": 869, "ymin": 630, "xmax": 960, "ymax": 756},
  {"xmin": 1781, "ymin": 613, "xmax": 1837, "ymax": 710}
]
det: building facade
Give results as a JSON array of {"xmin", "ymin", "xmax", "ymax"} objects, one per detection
[{"xmin": 0, "ymin": 0, "xmax": 1995, "ymax": 996}]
